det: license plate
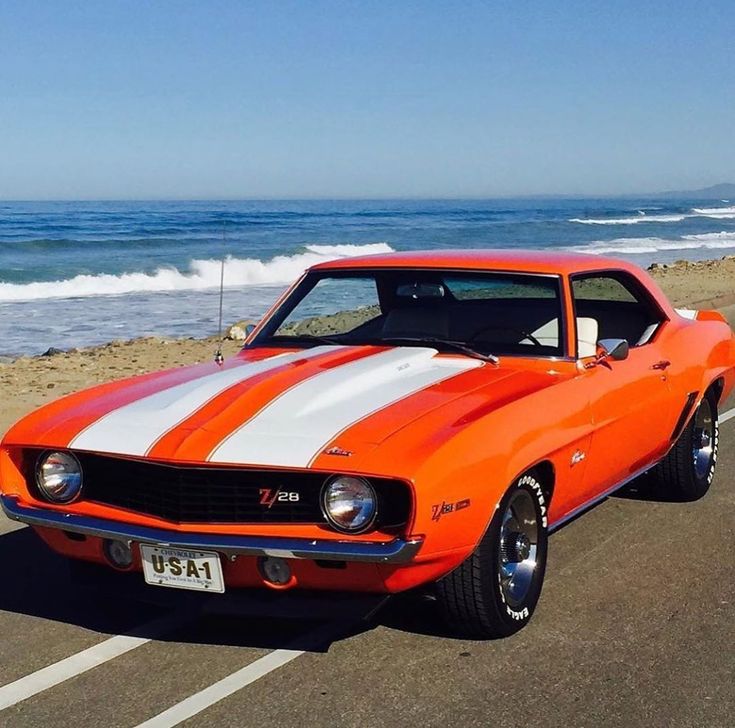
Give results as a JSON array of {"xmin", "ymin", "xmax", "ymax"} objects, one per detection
[{"xmin": 140, "ymin": 544, "xmax": 225, "ymax": 593}]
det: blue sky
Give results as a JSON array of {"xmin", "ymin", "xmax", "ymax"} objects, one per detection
[{"xmin": 1, "ymin": 1, "xmax": 733, "ymax": 199}]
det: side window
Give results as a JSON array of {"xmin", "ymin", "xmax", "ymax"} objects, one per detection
[
  {"xmin": 572, "ymin": 272, "xmax": 665, "ymax": 352},
  {"xmin": 572, "ymin": 277, "xmax": 637, "ymax": 303},
  {"xmin": 275, "ymin": 277, "xmax": 381, "ymax": 337}
]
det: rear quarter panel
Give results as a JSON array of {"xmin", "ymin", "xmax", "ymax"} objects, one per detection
[{"xmin": 660, "ymin": 314, "xmax": 735, "ymax": 411}]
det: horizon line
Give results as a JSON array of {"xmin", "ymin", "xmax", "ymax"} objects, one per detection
[{"xmin": 1, "ymin": 188, "xmax": 733, "ymax": 204}]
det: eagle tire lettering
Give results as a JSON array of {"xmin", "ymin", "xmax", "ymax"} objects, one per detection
[
  {"xmin": 435, "ymin": 470, "xmax": 549, "ymax": 638},
  {"xmin": 707, "ymin": 418, "xmax": 719, "ymax": 485}
]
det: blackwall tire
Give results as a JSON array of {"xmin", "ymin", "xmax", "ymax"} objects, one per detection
[
  {"xmin": 654, "ymin": 391, "xmax": 719, "ymax": 501},
  {"xmin": 435, "ymin": 473, "xmax": 549, "ymax": 639}
]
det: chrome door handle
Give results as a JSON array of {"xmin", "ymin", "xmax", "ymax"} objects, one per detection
[{"xmin": 651, "ymin": 360, "xmax": 671, "ymax": 370}]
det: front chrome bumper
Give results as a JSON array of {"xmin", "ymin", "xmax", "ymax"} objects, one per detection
[{"xmin": 0, "ymin": 495, "xmax": 423, "ymax": 564}]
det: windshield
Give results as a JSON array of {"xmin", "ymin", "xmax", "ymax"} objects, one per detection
[{"xmin": 250, "ymin": 269, "xmax": 565, "ymax": 358}]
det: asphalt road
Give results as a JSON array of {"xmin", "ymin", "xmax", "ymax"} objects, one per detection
[{"xmin": 1, "ymin": 350, "xmax": 734, "ymax": 725}]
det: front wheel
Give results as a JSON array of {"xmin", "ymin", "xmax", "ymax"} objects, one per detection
[
  {"xmin": 435, "ymin": 473, "xmax": 549, "ymax": 639},
  {"xmin": 654, "ymin": 391, "xmax": 719, "ymax": 501}
]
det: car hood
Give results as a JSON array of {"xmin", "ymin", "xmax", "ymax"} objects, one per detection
[{"xmin": 4, "ymin": 345, "xmax": 558, "ymax": 469}]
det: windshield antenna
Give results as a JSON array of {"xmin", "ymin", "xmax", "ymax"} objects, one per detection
[{"xmin": 214, "ymin": 224, "xmax": 227, "ymax": 366}]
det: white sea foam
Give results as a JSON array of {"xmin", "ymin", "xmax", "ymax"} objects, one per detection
[
  {"xmin": 571, "ymin": 205, "xmax": 735, "ymax": 225},
  {"xmin": 0, "ymin": 243, "xmax": 394, "ymax": 302},
  {"xmin": 690, "ymin": 205, "xmax": 735, "ymax": 219},
  {"xmin": 567, "ymin": 232, "xmax": 735, "ymax": 255},
  {"xmin": 691, "ymin": 205, "xmax": 735, "ymax": 215},
  {"xmin": 568, "ymin": 214, "xmax": 688, "ymax": 225}
]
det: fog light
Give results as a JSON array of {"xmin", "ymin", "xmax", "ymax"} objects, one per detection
[
  {"xmin": 258, "ymin": 556, "xmax": 292, "ymax": 586},
  {"xmin": 103, "ymin": 539, "xmax": 133, "ymax": 569}
]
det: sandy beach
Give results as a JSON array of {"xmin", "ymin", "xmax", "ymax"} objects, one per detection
[{"xmin": 2, "ymin": 257, "xmax": 735, "ymax": 437}]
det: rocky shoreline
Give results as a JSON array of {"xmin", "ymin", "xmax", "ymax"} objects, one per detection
[{"xmin": 646, "ymin": 255, "xmax": 735, "ymax": 307}]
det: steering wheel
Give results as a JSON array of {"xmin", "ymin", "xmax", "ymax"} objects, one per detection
[{"xmin": 468, "ymin": 324, "xmax": 544, "ymax": 347}]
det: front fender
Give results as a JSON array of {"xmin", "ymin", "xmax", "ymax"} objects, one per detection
[{"xmin": 371, "ymin": 372, "xmax": 592, "ymax": 561}]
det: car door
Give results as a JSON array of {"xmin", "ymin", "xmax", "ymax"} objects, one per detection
[{"xmin": 572, "ymin": 271, "xmax": 680, "ymax": 498}]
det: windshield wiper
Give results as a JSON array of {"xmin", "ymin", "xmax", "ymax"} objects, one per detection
[
  {"xmin": 258, "ymin": 334, "xmax": 349, "ymax": 347},
  {"xmin": 382, "ymin": 337, "xmax": 499, "ymax": 365}
]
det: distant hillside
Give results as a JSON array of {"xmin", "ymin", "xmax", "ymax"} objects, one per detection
[{"xmin": 654, "ymin": 182, "xmax": 735, "ymax": 200}]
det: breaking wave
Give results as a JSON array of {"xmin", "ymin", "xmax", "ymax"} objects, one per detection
[
  {"xmin": 0, "ymin": 243, "xmax": 394, "ymax": 302},
  {"xmin": 691, "ymin": 205, "xmax": 735, "ymax": 218},
  {"xmin": 567, "ymin": 232, "xmax": 735, "ymax": 255},
  {"xmin": 568, "ymin": 213, "xmax": 688, "ymax": 225},
  {"xmin": 570, "ymin": 205, "xmax": 735, "ymax": 225}
]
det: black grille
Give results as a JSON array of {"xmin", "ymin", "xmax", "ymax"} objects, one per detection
[{"xmin": 31, "ymin": 451, "xmax": 410, "ymax": 530}]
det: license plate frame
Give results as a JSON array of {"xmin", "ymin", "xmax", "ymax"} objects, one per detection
[{"xmin": 140, "ymin": 544, "xmax": 225, "ymax": 593}]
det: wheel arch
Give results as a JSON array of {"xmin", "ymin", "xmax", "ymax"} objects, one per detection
[
  {"xmin": 708, "ymin": 375, "xmax": 725, "ymax": 404},
  {"xmin": 528, "ymin": 459, "xmax": 556, "ymax": 507},
  {"xmin": 482, "ymin": 459, "xmax": 556, "ymax": 537}
]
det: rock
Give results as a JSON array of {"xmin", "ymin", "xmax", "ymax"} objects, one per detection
[
  {"xmin": 648, "ymin": 262, "xmax": 667, "ymax": 271},
  {"xmin": 42, "ymin": 347, "xmax": 65, "ymax": 357},
  {"xmin": 225, "ymin": 320, "xmax": 256, "ymax": 341}
]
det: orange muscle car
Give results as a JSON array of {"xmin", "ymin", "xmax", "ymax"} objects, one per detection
[{"xmin": 2, "ymin": 250, "xmax": 734, "ymax": 637}]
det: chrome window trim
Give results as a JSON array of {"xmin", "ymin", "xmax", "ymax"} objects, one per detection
[
  {"xmin": 250, "ymin": 266, "xmax": 569, "ymax": 361},
  {"xmin": 568, "ymin": 267, "xmax": 670, "ymax": 358}
]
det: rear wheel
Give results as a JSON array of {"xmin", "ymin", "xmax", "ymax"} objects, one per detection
[
  {"xmin": 654, "ymin": 391, "xmax": 718, "ymax": 501},
  {"xmin": 435, "ymin": 473, "xmax": 548, "ymax": 639}
]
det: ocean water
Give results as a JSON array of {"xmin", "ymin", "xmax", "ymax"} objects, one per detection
[{"xmin": 1, "ymin": 198, "xmax": 734, "ymax": 357}]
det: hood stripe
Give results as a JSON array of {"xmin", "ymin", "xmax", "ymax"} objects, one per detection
[
  {"xmin": 146, "ymin": 345, "xmax": 381, "ymax": 461},
  {"xmin": 7, "ymin": 358, "xmax": 255, "ymax": 450},
  {"xmin": 208, "ymin": 347, "xmax": 481, "ymax": 468},
  {"xmin": 69, "ymin": 347, "xmax": 340, "ymax": 456}
]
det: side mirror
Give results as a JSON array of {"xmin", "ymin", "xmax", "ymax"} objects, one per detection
[
  {"xmin": 245, "ymin": 324, "xmax": 256, "ymax": 336},
  {"xmin": 597, "ymin": 338, "xmax": 629, "ymax": 362}
]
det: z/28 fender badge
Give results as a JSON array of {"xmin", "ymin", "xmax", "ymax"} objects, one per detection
[{"xmin": 431, "ymin": 498, "xmax": 471, "ymax": 521}]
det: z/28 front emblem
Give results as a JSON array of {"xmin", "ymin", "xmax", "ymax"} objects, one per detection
[
  {"xmin": 431, "ymin": 498, "xmax": 471, "ymax": 521},
  {"xmin": 258, "ymin": 488, "xmax": 300, "ymax": 508}
]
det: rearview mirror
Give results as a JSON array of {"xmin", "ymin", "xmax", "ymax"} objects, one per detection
[
  {"xmin": 395, "ymin": 282, "xmax": 445, "ymax": 299},
  {"xmin": 597, "ymin": 338, "xmax": 629, "ymax": 361}
]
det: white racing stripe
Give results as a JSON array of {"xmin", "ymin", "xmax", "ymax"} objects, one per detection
[
  {"xmin": 209, "ymin": 347, "xmax": 481, "ymax": 467},
  {"xmin": 69, "ymin": 346, "xmax": 338, "ymax": 456},
  {"xmin": 0, "ymin": 611, "xmax": 192, "ymax": 712},
  {"xmin": 136, "ymin": 623, "xmax": 337, "ymax": 728}
]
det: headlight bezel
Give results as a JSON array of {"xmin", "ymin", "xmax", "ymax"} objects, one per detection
[
  {"xmin": 320, "ymin": 474, "xmax": 378, "ymax": 534},
  {"xmin": 35, "ymin": 450, "xmax": 83, "ymax": 504}
]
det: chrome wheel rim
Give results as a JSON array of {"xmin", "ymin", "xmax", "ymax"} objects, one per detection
[
  {"xmin": 692, "ymin": 398, "xmax": 715, "ymax": 480},
  {"xmin": 498, "ymin": 489, "xmax": 539, "ymax": 608}
]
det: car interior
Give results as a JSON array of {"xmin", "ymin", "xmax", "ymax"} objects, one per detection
[
  {"xmin": 571, "ymin": 272, "xmax": 666, "ymax": 352},
  {"xmin": 264, "ymin": 269, "xmax": 666, "ymax": 360},
  {"xmin": 341, "ymin": 273, "xmax": 567, "ymax": 357}
]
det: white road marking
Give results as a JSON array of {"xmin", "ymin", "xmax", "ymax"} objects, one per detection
[
  {"xmin": 720, "ymin": 406, "xmax": 735, "ymax": 424},
  {"xmin": 0, "ymin": 612, "xmax": 191, "ymax": 712},
  {"xmin": 135, "ymin": 623, "xmax": 337, "ymax": 728}
]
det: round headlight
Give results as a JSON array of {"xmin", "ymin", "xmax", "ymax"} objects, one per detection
[
  {"xmin": 35, "ymin": 451, "xmax": 83, "ymax": 503},
  {"xmin": 321, "ymin": 476, "xmax": 377, "ymax": 533}
]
